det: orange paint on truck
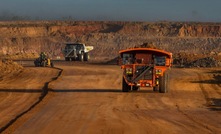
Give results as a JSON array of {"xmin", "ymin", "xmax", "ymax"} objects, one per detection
[{"xmin": 119, "ymin": 47, "xmax": 172, "ymax": 93}]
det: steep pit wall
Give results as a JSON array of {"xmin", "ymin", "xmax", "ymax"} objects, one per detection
[{"xmin": 0, "ymin": 21, "xmax": 220, "ymax": 61}]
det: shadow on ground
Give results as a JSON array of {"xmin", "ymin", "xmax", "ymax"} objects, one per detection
[
  {"xmin": 190, "ymin": 70, "xmax": 221, "ymax": 85},
  {"xmin": 190, "ymin": 70, "xmax": 221, "ymax": 111},
  {"xmin": 49, "ymin": 88, "xmax": 156, "ymax": 93},
  {"xmin": 0, "ymin": 89, "xmax": 42, "ymax": 93},
  {"xmin": 0, "ymin": 88, "xmax": 158, "ymax": 94},
  {"xmin": 207, "ymin": 98, "xmax": 221, "ymax": 111}
]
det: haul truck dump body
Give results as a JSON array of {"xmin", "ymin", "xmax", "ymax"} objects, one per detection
[{"xmin": 119, "ymin": 48, "xmax": 172, "ymax": 93}]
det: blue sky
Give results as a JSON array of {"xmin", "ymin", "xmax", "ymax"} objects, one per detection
[{"xmin": 0, "ymin": 0, "xmax": 220, "ymax": 22}]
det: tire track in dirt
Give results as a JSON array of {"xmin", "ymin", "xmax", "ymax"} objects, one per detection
[
  {"xmin": 0, "ymin": 67, "xmax": 63, "ymax": 133},
  {"xmin": 170, "ymin": 69, "xmax": 214, "ymax": 133},
  {"xmin": 196, "ymin": 71, "xmax": 221, "ymax": 112},
  {"xmin": 7, "ymin": 64, "xmax": 221, "ymax": 134},
  {"xmin": 210, "ymin": 82, "xmax": 221, "ymax": 96},
  {"xmin": 174, "ymin": 103, "xmax": 213, "ymax": 133},
  {"xmin": 197, "ymin": 73, "xmax": 211, "ymax": 106}
]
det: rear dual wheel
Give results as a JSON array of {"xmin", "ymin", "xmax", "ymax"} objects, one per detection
[
  {"xmin": 122, "ymin": 77, "xmax": 130, "ymax": 92},
  {"xmin": 132, "ymin": 86, "xmax": 139, "ymax": 91},
  {"xmin": 159, "ymin": 71, "xmax": 169, "ymax": 93},
  {"xmin": 79, "ymin": 53, "xmax": 84, "ymax": 62},
  {"xmin": 153, "ymin": 86, "xmax": 159, "ymax": 92},
  {"xmin": 41, "ymin": 61, "xmax": 46, "ymax": 67},
  {"xmin": 84, "ymin": 53, "xmax": 89, "ymax": 61},
  {"xmin": 65, "ymin": 57, "xmax": 72, "ymax": 61},
  {"xmin": 51, "ymin": 62, "xmax": 54, "ymax": 67}
]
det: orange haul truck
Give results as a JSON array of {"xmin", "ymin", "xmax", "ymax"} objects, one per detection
[{"xmin": 119, "ymin": 47, "xmax": 172, "ymax": 93}]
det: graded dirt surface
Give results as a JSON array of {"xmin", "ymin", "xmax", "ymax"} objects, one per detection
[
  {"xmin": 1, "ymin": 62, "xmax": 221, "ymax": 134},
  {"xmin": 0, "ymin": 66, "xmax": 60, "ymax": 132}
]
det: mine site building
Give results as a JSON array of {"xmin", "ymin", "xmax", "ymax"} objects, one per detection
[{"xmin": 119, "ymin": 47, "xmax": 172, "ymax": 93}]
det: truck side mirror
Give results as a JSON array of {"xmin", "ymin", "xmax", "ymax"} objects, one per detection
[{"xmin": 165, "ymin": 58, "xmax": 171, "ymax": 67}]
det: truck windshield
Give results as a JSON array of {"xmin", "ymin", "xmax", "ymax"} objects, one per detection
[
  {"xmin": 155, "ymin": 56, "xmax": 166, "ymax": 66},
  {"xmin": 76, "ymin": 44, "xmax": 82, "ymax": 50},
  {"xmin": 65, "ymin": 45, "xmax": 72, "ymax": 49},
  {"xmin": 122, "ymin": 53, "xmax": 134, "ymax": 65}
]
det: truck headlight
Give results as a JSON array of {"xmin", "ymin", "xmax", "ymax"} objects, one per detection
[
  {"xmin": 156, "ymin": 69, "xmax": 162, "ymax": 74},
  {"xmin": 126, "ymin": 68, "xmax": 133, "ymax": 75}
]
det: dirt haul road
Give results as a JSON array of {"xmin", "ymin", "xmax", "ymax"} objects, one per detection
[{"xmin": 1, "ymin": 62, "xmax": 221, "ymax": 134}]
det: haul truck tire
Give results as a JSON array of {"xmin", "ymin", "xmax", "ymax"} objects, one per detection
[
  {"xmin": 34, "ymin": 60, "xmax": 38, "ymax": 67},
  {"xmin": 159, "ymin": 71, "xmax": 169, "ymax": 93},
  {"xmin": 84, "ymin": 53, "xmax": 89, "ymax": 61},
  {"xmin": 132, "ymin": 86, "xmax": 139, "ymax": 91},
  {"xmin": 71, "ymin": 57, "xmax": 76, "ymax": 61},
  {"xmin": 65, "ymin": 57, "xmax": 70, "ymax": 61},
  {"xmin": 79, "ymin": 52, "xmax": 84, "ymax": 62},
  {"xmin": 122, "ymin": 77, "xmax": 130, "ymax": 92},
  {"xmin": 153, "ymin": 86, "xmax": 159, "ymax": 92},
  {"xmin": 51, "ymin": 62, "xmax": 54, "ymax": 67},
  {"xmin": 41, "ymin": 61, "xmax": 46, "ymax": 67}
]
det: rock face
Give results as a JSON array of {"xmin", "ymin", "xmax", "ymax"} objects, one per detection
[
  {"xmin": 0, "ymin": 21, "xmax": 220, "ymax": 61},
  {"xmin": 179, "ymin": 24, "xmax": 221, "ymax": 37}
]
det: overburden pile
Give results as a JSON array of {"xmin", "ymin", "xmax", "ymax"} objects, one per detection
[
  {"xmin": 188, "ymin": 57, "xmax": 221, "ymax": 68},
  {"xmin": 0, "ymin": 59, "xmax": 23, "ymax": 78}
]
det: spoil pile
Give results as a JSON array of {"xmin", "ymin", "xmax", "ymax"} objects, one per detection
[
  {"xmin": 188, "ymin": 57, "xmax": 221, "ymax": 67},
  {"xmin": 0, "ymin": 59, "xmax": 23, "ymax": 79}
]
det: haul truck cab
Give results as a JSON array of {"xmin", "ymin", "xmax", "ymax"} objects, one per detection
[{"xmin": 119, "ymin": 48, "xmax": 172, "ymax": 93}]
